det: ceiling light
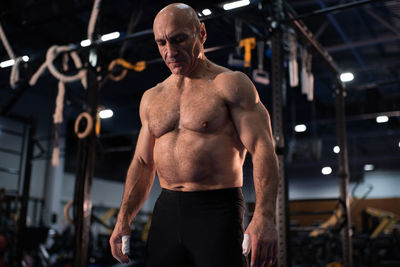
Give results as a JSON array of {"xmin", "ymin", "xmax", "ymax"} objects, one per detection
[
  {"xmin": 294, "ymin": 124, "xmax": 307, "ymax": 133},
  {"xmin": 340, "ymin": 72, "xmax": 354, "ymax": 82},
  {"xmin": 0, "ymin": 59, "xmax": 15, "ymax": 68},
  {"xmin": 398, "ymin": 141, "xmax": 400, "ymax": 148},
  {"xmin": 202, "ymin": 9, "xmax": 212, "ymax": 16},
  {"xmin": 333, "ymin": 146, "xmax": 340, "ymax": 154},
  {"xmin": 80, "ymin": 39, "xmax": 91, "ymax": 47},
  {"xmin": 22, "ymin": 55, "xmax": 29, "ymax": 62},
  {"xmin": 223, "ymin": 0, "xmax": 250, "ymax": 10},
  {"xmin": 376, "ymin": 115, "xmax": 389, "ymax": 123},
  {"xmin": 321, "ymin": 167, "xmax": 332, "ymax": 175},
  {"xmin": 99, "ymin": 109, "xmax": 113, "ymax": 119},
  {"xmin": 363, "ymin": 164, "xmax": 374, "ymax": 171},
  {"xmin": 101, "ymin": 32, "xmax": 120, "ymax": 42},
  {"xmin": 197, "ymin": 12, "xmax": 202, "ymax": 17}
]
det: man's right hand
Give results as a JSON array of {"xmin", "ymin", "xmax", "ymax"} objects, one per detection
[{"xmin": 109, "ymin": 224, "xmax": 131, "ymax": 263}]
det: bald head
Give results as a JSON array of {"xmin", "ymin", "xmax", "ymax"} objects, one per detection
[
  {"xmin": 154, "ymin": 3, "xmax": 200, "ymax": 32},
  {"xmin": 153, "ymin": 3, "xmax": 207, "ymax": 75}
]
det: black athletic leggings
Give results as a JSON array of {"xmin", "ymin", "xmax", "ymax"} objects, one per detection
[{"xmin": 145, "ymin": 187, "xmax": 248, "ymax": 267}]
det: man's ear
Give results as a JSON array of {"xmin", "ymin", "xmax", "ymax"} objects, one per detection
[{"xmin": 199, "ymin": 22, "xmax": 207, "ymax": 44}]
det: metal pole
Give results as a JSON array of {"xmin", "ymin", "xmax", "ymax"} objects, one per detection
[
  {"xmin": 334, "ymin": 81, "xmax": 353, "ymax": 267},
  {"xmin": 271, "ymin": 0, "xmax": 290, "ymax": 266},
  {"xmin": 15, "ymin": 119, "xmax": 35, "ymax": 267},
  {"xmin": 73, "ymin": 67, "xmax": 99, "ymax": 267}
]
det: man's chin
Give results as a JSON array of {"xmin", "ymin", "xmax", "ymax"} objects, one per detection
[{"xmin": 170, "ymin": 66, "xmax": 187, "ymax": 75}]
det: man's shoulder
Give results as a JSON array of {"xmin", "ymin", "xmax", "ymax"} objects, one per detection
[
  {"xmin": 215, "ymin": 70, "xmax": 248, "ymax": 84},
  {"xmin": 142, "ymin": 81, "xmax": 166, "ymax": 101},
  {"xmin": 214, "ymin": 70, "xmax": 258, "ymax": 105},
  {"xmin": 143, "ymin": 74, "xmax": 175, "ymax": 96}
]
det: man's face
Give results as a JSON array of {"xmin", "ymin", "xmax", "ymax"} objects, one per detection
[{"xmin": 153, "ymin": 16, "xmax": 202, "ymax": 75}]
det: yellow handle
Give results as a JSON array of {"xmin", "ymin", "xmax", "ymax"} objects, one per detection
[{"xmin": 239, "ymin": 37, "xmax": 256, "ymax": 68}]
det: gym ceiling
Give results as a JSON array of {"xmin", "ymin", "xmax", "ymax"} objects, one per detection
[{"xmin": 0, "ymin": 0, "xmax": 399, "ymax": 181}]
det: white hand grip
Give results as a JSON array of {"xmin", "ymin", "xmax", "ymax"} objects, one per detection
[
  {"xmin": 122, "ymin": 235, "xmax": 130, "ymax": 255},
  {"xmin": 242, "ymin": 233, "xmax": 251, "ymax": 256}
]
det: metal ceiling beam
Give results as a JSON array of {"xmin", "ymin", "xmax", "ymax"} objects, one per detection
[
  {"xmin": 284, "ymin": 3, "xmax": 340, "ymax": 75},
  {"xmin": 316, "ymin": 0, "xmax": 375, "ymax": 82},
  {"xmin": 288, "ymin": 0, "xmax": 381, "ymax": 21},
  {"xmin": 326, "ymin": 34, "xmax": 400, "ymax": 53},
  {"xmin": 364, "ymin": 8, "xmax": 400, "ymax": 36}
]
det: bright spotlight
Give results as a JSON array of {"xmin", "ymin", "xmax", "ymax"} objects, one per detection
[
  {"xmin": 376, "ymin": 116, "xmax": 389, "ymax": 123},
  {"xmin": 22, "ymin": 55, "xmax": 29, "ymax": 62},
  {"xmin": 0, "ymin": 59, "xmax": 15, "ymax": 68},
  {"xmin": 333, "ymin": 146, "xmax": 340, "ymax": 154},
  {"xmin": 80, "ymin": 39, "xmax": 91, "ymax": 47},
  {"xmin": 223, "ymin": 0, "xmax": 250, "ymax": 10},
  {"xmin": 202, "ymin": 9, "xmax": 212, "ymax": 16},
  {"xmin": 364, "ymin": 164, "xmax": 374, "ymax": 171},
  {"xmin": 99, "ymin": 109, "xmax": 113, "ymax": 119},
  {"xmin": 101, "ymin": 32, "xmax": 120, "ymax": 42},
  {"xmin": 340, "ymin": 72, "xmax": 354, "ymax": 82},
  {"xmin": 322, "ymin": 167, "xmax": 332, "ymax": 175},
  {"xmin": 294, "ymin": 124, "xmax": 307, "ymax": 133}
]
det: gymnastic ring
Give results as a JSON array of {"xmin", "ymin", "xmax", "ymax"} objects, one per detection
[
  {"xmin": 64, "ymin": 200, "xmax": 74, "ymax": 224},
  {"xmin": 108, "ymin": 59, "xmax": 128, "ymax": 82},
  {"xmin": 46, "ymin": 45, "xmax": 86, "ymax": 83},
  {"xmin": 74, "ymin": 112, "xmax": 93, "ymax": 139}
]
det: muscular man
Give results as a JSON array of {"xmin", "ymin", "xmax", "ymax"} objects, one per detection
[{"xmin": 110, "ymin": 3, "xmax": 279, "ymax": 267}]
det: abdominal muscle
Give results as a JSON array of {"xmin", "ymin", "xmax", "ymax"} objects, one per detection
[{"xmin": 153, "ymin": 128, "xmax": 245, "ymax": 191}]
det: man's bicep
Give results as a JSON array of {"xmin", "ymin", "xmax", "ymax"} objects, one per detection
[{"xmin": 231, "ymin": 102, "xmax": 274, "ymax": 155}]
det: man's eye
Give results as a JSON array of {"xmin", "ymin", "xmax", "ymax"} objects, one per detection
[{"xmin": 173, "ymin": 36, "xmax": 186, "ymax": 43}]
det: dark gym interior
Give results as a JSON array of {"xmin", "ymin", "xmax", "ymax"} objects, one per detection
[{"xmin": 0, "ymin": 0, "xmax": 399, "ymax": 266}]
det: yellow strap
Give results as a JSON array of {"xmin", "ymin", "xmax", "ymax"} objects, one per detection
[{"xmin": 115, "ymin": 58, "xmax": 146, "ymax": 72}]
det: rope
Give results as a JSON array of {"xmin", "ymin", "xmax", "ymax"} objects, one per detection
[
  {"xmin": 29, "ymin": 45, "xmax": 87, "ymax": 88},
  {"xmin": 88, "ymin": 0, "xmax": 102, "ymax": 41},
  {"xmin": 0, "ymin": 22, "xmax": 16, "ymax": 59},
  {"xmin": 0, "ymin": 22, "xmax": 23, "ymax": 89},
  {"xmin": 10, "ymin": 57, "xmax": 23, "ymax": 89},
  {"xmin": 51, "ymin": 54, "xmax": 68, "ymax": 166},
  {"xmin": 53, "ymin": 81, "xmax": 65, "ymax": 124},
  {"xmin": 46, "ymin": 45, "xmax": 87, "ymax": 84}
]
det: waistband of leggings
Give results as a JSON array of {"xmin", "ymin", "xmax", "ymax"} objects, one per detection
[{"xmin": 161, "ymin": 187, "xmax": 243, "ymax": 198}]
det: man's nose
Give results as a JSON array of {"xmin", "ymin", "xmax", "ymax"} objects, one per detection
[{"xmin": 166, "ymin": 42, "xmax": 178, "ymax": 57}]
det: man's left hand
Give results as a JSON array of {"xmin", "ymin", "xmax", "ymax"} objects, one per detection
[{"xmin": 244, "ymin": 217, "xmax": 278, "ymax": 267}]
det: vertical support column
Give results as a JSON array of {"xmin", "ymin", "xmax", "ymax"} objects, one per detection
[
  {"xmin": 16, "ymin": 120, "xmax": 35, "ymax": 267},
  {"xmin": 271, "ymin": 0, "xmax": 290, "ymax": 266},
  {"xmin": 73, "ymin": 68, "xmax": 99, "ymax": 267},
  {"xmin": 334, "ymin": 81, "xmax": 353, "ymax": 267}
]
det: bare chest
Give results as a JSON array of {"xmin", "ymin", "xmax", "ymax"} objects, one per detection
[{"xmin": 148, "ymin": 85, "xmax": 228, "ymax": 137}]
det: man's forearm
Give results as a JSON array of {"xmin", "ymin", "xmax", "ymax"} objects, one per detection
[
  {"xmin": 251, "ymin": 145, "xmax": 279, "ymax": 220},
  {"xmin": 117, "ymin": 158, "xmax": 155, "ymax": 226}
]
